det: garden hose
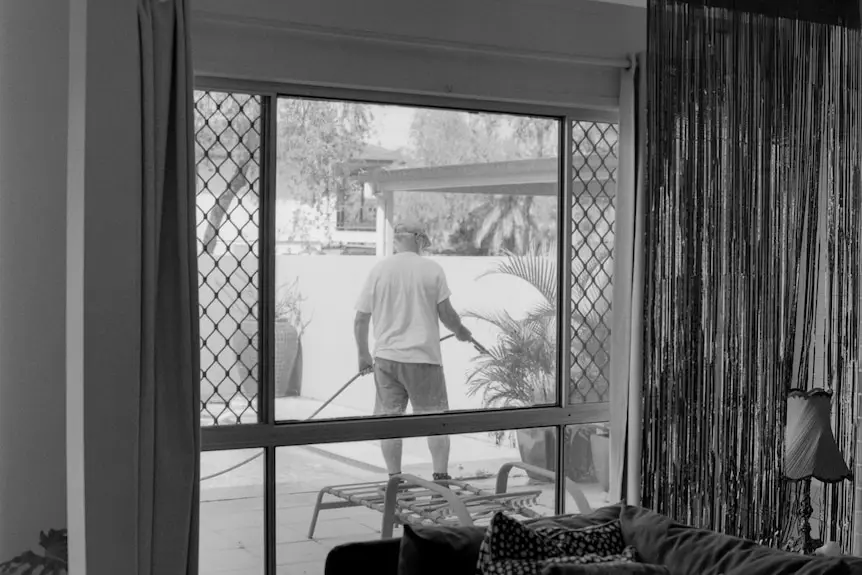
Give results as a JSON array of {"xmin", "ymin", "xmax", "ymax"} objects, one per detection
[{"xmin": 201, "ymin": 333, "xmax": 488, "ymax": 482}]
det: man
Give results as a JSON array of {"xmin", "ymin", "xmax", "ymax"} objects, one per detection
[{"xmin": 354, "ymin": 221, "xmax": 472, "ymax": 482}]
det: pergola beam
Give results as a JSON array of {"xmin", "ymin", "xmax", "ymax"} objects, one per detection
[
  {"xmin": 356, "ymin": 155, "xmax": 616, "ymax": 194},
  {"xmin": 360, "ymin": 155, "xmax": 617, "ymax": 256}
]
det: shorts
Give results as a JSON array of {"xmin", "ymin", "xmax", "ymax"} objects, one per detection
[{"xmin": 373, "ymin": 357, "xmax": 449, "ymax": 416}]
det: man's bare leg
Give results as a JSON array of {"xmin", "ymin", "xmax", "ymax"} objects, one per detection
[
  {"xmin": 381, "ymin": 438, "xmax": 403, "ymax": 475},
  {"xmin": 428, "ymin": 435, "xmax": 450, "ymax": 476}
]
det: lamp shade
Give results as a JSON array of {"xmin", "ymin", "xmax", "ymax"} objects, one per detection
[{"xmin": 784, "ymin": 388, "xmax": 851, "ymax": 482}]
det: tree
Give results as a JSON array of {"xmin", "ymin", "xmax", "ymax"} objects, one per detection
[
  {"xmin": 276, "ymin": 99, "xmax": 371, "ymax": 205},
  {"xmin": 470, "ymin": 117, "xmax": 558, "ymax": 255},
  {"xmin": 196, "ymin": 92, "xmax": 262, "ymax": 255},
  {"xmin": 194, "ymin": 92, "xmax": 373, "ymax": 254},
  {"xmin": 276, "ymin": 99, "xmax": 372, "ymax": 246},
  {"xmin": 398, "ymin": 110, "xmax": 508, "ymax": 252}
]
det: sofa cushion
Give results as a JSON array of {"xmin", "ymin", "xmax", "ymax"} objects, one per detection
[
  {"xmin": 397, "ymin": 524, "xmax": 486, "ymax": 575},
  {"xmin": 541, "ymin": 564, "xmax": 671, "ymax": 575},
  {"xmin": 325, "ymin": 537, "xmax": 401, "ymax": 575},
  {"xmin": 723, "ymin": 555, "xmax": 850, "ymax": 575},
  {"xmin": 477, "ymin": 512, "xmax": 638, "ymax": 575},
  {"xmin": 619, "ymin": 505, "xmax": 853, "ymax": 575},
  {"xmin": 396, "ymin": 505, "xmax": 627, "ymax": 575}
]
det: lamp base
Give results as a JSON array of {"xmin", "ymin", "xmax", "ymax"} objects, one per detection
[{"xmin": 788, "ymin": 479, "xmax": 819, "ymax": 555}]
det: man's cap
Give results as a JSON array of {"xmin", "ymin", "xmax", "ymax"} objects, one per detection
[
  {"xmin": 393, "ymin": 220, "xmax": 428, "ymax": 236},
  {"xmin": 393, "ymin": 219, "xmax": 431, "ymax": 247}
]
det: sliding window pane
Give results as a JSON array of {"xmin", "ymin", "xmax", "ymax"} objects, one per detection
[
  {"xmin": 200, "ymin": 449, "xmax": 264, "ymax": 575},
  {"xmin": 569, "ymin": 122, "xmax": 618, "ymax": 405},
  {"xmin": 195, "ymin": 90, "xmax": 263, "ymax": 426},
  {"xmin": 275, "ymin": 427, "xmax": 589, "ymax": 573},
  {"xmin": 274, "ymin": 98, "xmax": 560, "ymax": 422}
]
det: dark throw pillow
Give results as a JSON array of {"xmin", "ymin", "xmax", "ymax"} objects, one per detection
[
  {"xmin": 477, "ymin": 512, "xmax": 638, "ymax": 575},
  {"xmin": 397, "ymin": 523, "xmax": 486, "ymax": 575}
]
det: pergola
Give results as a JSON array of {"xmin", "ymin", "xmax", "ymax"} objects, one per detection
[{"xmin": 354, "ymin": 154, "xmax": 617, "ymax": 255}]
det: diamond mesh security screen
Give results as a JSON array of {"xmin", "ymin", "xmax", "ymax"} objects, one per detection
[
  {"xmin": 195, "ymin": 91, "xmax": 263, "ymax": 426},
  {"xmin": 569, "ymin": 122, "xmax": 618, "ymax": 403}
]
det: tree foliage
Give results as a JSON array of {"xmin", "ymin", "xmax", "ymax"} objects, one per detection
[
  {"xmin": 194, "ymin": 92, "xmax": 372, "ymax": 252},
  {"xmin": 276, "ymin": 99, "xmax": 371, "ymax": 204},
  {"xmin": 195, "ymin": 92, "xmax": 262, "ymax": 254},
  {"xmin": 399, "ymin": 110, "xmax": 559, "ymax": 255}
]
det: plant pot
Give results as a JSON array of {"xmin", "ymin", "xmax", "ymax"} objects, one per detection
[
  {"xmin": 564, "ymin": 427, "xmax": 596, "ymax": 483},
  {"xmin": 516, "ymin": 428, "xmax": 557, "ymax": 482},
  {"xmin": 233, "ymin": 320, "xmax": 260, "ymax": 400},
  {"xmin": 232, "ymin": 320, "xmax": 304, "ymax": 400},
  {"xmin": 275, "ymin": 320, "xmax": 303, "ymax": 398},
  {"xmin": 590, "ymin": 433, "xmax": 610, "ymax": 493}
]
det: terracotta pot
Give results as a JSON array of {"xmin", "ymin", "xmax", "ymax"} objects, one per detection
[
  {"xmin": 274, "ymin": 321, "xmax": 303, "ymax": 398},
  {"xmin": 590, "ymin": 433, "xmax": 610, "ymax": 493},
  {"xmin": 232, "ymin": 320, "xmax": 303, "ymax": 400},
  {"xmin": 233, "ymin": 320, "xmax": 259, "ymax": 400},
  {"xmin": 516, "ymin": 428, "xmax": 557, "ymax": 481}
]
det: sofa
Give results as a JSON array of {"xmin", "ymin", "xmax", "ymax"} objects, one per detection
[{"xmin": 324, "ymin": 504, "xmax": 862, "ymax": 575}]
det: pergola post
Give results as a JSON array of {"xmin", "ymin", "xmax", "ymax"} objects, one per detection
[{"xmin": 374, "ymin": 186, "xmax": 394, "ymax": 257}]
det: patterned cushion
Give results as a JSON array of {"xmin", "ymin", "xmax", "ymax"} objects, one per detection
[
  {"xmin": 541, "ymin": 564, "xmax": 672, "ymax": 575},
  {"xmin": 476, "ymin": 512, "xmax": 639, "ymax": 575}
]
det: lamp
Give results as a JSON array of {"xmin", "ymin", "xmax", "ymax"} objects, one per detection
[{"xmin": 784, "ymin": 388, "xmax": 852, "ymax": 554}]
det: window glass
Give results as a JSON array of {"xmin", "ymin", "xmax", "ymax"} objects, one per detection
[{"xmin": 274, "ymin": 99, "xmax": 560, "ymax": 421}]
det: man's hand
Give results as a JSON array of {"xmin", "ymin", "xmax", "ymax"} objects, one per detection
[
  {"xmin": 455, "ymin": 325, "xmax": 472, "ymax": 342},
  {"xmin": 358, "ymin": 350, "xmax": 374, "ymax": 375}
]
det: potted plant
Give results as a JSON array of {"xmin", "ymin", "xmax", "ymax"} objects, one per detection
[
  {"xmin": 231, "ymin": 279, "xmax": 311, "ymax": 400},
  {"xmin": 231, "ymin": 284, "xmax": 259, "ymax": 403},
  {"xmin": 589, "ymin": 423, "xmax": 611, "ymax": 493},
  {"xmin": 0, "ymin": 529, "xmax": 67, "ymax": 574},
  {"xmin": 465, "ymin": 249, "xmax": 611, "ymax": 484},
  {"xmin": 273, "ymin": 278, "xmax": 311, "ymax": 397}
]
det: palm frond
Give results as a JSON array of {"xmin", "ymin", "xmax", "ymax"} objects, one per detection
[{"xmin": 477, "ymin": 251, "xmax": 557, "ymax": 304}]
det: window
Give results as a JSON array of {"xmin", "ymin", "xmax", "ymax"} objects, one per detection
[{"xmin": 196, "ymin": 86, "xmax": 618, "ymax": 574}]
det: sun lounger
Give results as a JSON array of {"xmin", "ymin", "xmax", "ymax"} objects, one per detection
[{"xmin": 307, "ymin": 461, "xmax": 594, "ymax": 539}]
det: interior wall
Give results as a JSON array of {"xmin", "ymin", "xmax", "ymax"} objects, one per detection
[
  {"xmin": 0, "ymin": 0, "xmax": 70, "ymax": 560},
  {"xmin": 192, "ymin": 0, "xmax": 646, "ymax": 109},
  {"xmin": 67, "ymin": 0, "xmax": 143, "ymax": 571}
]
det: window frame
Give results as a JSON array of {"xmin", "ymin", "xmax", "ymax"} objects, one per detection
[{"xmin": 196, "ymin": 77, "xmax": 619, "ymax": 574}]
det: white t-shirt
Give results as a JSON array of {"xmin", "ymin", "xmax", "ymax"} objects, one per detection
[{"xmin": 355, "ymin": 252, "xmax": 452, "ymax": 365}]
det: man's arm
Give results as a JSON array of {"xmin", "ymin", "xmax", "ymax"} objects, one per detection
[
  {"xmin": 354, "ymin": 268, "xmax": 375, "ymax": 373},
  {"xmin": 354, "ymin": 311, "xmax": 373, "ymax": 372},
  {"xmin": 354, "ymin": 311, "xmax": 371, "ymax": 355},
  {"xmin": 437, "ymin": 298, "xmax": 471, "ymax": 341}
]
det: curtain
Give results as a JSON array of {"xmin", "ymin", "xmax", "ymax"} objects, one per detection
[
  {"xmin": 643, "ymin": 0, "xmax": 862, "ymax": 549},
  {"xmin": 610, "ymin": 53, "xmax": 647, "ymax": 505},
  {"xmin": 138, "ymin": 1, "xmax": 200, "ymax": 573}
]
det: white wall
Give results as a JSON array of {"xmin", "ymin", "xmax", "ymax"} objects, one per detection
[
  {"xmin": 67, "ymin": 0, "xmax": 142, "ymax": 572},
  {"xmin": 192, "ymin": 0, "xmax": 646, "ymax": 111},
  {"xmin": 0, "ymin": 0, "xmax": 70, "ymax": 559}
]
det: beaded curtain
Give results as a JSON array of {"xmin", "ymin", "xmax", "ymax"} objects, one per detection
[{"xmin": 642, "ymin": 0, "xmax": 862, "ymax": 549}]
